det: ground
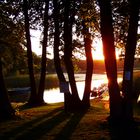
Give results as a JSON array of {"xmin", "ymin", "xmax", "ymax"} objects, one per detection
[{"xmin": 0, "ymin": 98, "xmax": 140, "ymax": 140}]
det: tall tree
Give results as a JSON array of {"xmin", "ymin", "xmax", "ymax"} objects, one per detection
[
  {"xmin": 53, "ymin": 0, "xmax": 71, "ymax": 111},
  {"xmin": 23, "ymin": 0, "xmax": 38, "ymax": 105},
  {"xmin": 37, "ymin": 0, "xmax": 49, "ymax": 104},
  {"xmin": 82, "ymin": 22, "xmax": 93, "ymax": 108},
  {"xmin": 97, "ymin": 0, "xmax": 122, "ymax": 122},
  {"xmin": 81, "ymin": 0, "xmax": 94, "ymax": 108},
  {"xmin": 64, "ymin": 0, "xmax": 81, "ymax": 110},
  {"xmin": 0, "ymin": 51, "xmax": 15, "ymax": 119},
  {"xmin": 122, "ymin": 0, "xmax": 140, "ymax": 122},
  {"xmin": 0, "ymin": 0, "xmax": 27, "ymax": 119}
]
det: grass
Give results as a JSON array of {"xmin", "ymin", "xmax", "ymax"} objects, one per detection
[
  {"xmin": 5, "ymin": 74, "xmax": 59, "ymax": 89},
  {"xmin": 0, "ymin": 99, "xmax": 140, "ymax": 140}
]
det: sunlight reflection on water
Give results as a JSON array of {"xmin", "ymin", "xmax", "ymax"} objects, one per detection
[
  {"xmin": 137, "ymin": 95, "xmax": 140, "ymax": 102},
  {"xmin": 43, "ymin": 74, "xmax": 122, "ymax": 103}
]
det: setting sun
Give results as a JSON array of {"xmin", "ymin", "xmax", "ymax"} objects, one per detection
[
  {"xmin": 92, "ymin": 39, "xmax": 119, "ymax": 60},
  {"xmin": 92, "ymin": 40, "xmax": 104, "ymax": 60}
]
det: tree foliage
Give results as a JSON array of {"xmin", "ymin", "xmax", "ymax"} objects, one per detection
[{"xmin": 0, "ymin": 0, "xmax": 26, "ymax": 75}]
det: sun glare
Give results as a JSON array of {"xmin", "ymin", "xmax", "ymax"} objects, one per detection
[
  {"xmin": 31, "ymin": 29, "xmax": 42, "ymax": 55},
  {"xmin": 92, "ymin": 40, "xmax": 104, "ymax": 60},
  {"xmin": 92, "ymin": 40, "xmax": 119, "ymax": 60}
]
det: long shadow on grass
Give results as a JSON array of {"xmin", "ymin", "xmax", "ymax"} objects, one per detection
[
  {"xmin": 1, "ymin": 109, "xmax": 87, "ymax": 140},
  {"xmin": 15, "ymin": 110, "xmax": 86, "ymax": 140},
  {"xmin": 14, "ymin": 111, "xmax": 71, "ymax": 140},
  {"xmin": 54, "ymin": 110, "xmax": 87, "ymax": 140},
  {"xmin": 0, "ymin": 106, "xmax": 63, "ymax": 140},
  {"xmin": 12, "ymin": 111, "xmax": 85, "ymax": 140},
  {"xmin": 0, "ymin": 108, "xmax": 85, "ymax": 140}
]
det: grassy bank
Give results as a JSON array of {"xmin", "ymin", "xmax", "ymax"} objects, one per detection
[{"xmin": 0, "ymin": 99, "xmax": 140, "ymax": 140}]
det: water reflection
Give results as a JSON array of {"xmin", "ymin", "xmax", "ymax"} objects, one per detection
[
  {"xmin": 44, "ymin": 74, "xmax": 122, "ymax": 103},
  {"xmin": 44, "ymin": 88, "xmax": 64, "ymax": 103},
  {"xmin": 137, "ymin": 95, "xmax": 140, "ymax": 102}
]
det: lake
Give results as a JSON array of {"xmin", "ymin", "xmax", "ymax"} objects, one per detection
[{"xmin": 44, "ymin": 74, "xmax": 122, "ymax": 103}]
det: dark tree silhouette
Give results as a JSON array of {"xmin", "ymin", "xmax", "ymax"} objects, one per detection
[
  {"xmin": 82, "ymin": 7, "xmax": 93, "ymax": 108},
  {"xmin": 122, "ymin": 0, "xmax": 140, "ymax": 122},
  {"xmin": 97, "ymin": 0, "xmax": 122, "ymax": 122},
  {"xmin": 37, "ymin": 0, "xmax": 49, "ymax": 104},
  {"xmin": 0, "ymin": 58, "xmax": 15, "ymax": 119},
  {"xmin": 53, "ymin": 0, "xmax": 71, "ymax": 111},
  {"xmin": 23, "ymin": 0, "xmax": 38, "ymax": 105},
  {"xmin": 64, "ymin": 0, "xmax": 81, "ymax": 110},
  {"xmin": 53, "ymin": 0, "xmax": 66, "ymax": 83}
]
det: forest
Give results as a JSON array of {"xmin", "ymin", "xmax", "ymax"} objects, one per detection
[{"xmin": 0, "ymin": 0, "xmax": 140, "ymax": 139}]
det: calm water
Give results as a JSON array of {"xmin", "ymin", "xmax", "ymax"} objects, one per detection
[{"xmin": 44, "ymin": 74, "xmax": 122, "ymax": 103}]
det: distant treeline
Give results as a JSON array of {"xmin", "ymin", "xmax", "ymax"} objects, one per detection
[
  {"xmin": 45, "ymin": 58, "xmax": 140, "ymax": 74},
  {"xmin": 11, "ymin": 58, "xmax": 140, "ymax": 75},
  {"xmin": 73, "ymin": 59, "xmax": 123, "ymax": 73}
]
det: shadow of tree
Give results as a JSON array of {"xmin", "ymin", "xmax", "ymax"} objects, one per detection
[
  {"xmin": 0, "ymin": 107, "xmax": 86, "ymax": 140},
  {"xmin": 0, "ymin": 107, "xmax": 62, "ymax": 139},
  {"xmin": 54, "ymin": 110, "xmax": 87, "ymax": 140}
]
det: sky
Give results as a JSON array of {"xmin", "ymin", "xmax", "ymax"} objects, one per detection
[
  {"xmin": 92, "ymin": 39, "xmax": 104, "ymax": 60},
  {"xmin": 31, "ymin": 29, "xmax": 119, "ymax": 60},
  {"xmin": 31, "ymin": 30, "xmax": 42, "ymax": 55}
]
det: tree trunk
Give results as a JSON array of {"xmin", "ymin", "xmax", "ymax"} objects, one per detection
[
  {"xmin": 64, "ymin": 0, "xmax": 81, "ymax": 110},
  {"xmin": 0, "ymin": 57, "xmax": 15, "ymax": 119},
  {"xmin": 122, "ymin": 0, "xmax": 140, "ymax": 122},
  {"xmin": 37, "ymin": 0, "xmax": 49, "ymax": 104},
  {"xmin": 53, "ymin": 0, "xmax": 71, "ymax": 111},
  {"xmin": 23, "ymin": 0, "xmax": 38, "ymax": 105},
  {"xmin": 82, "ymin": 20, "xmax": 93, "ymax": 108},
  {"xmin": 98, "ymin": 0, "xmax": 122, "ymax": 121}
]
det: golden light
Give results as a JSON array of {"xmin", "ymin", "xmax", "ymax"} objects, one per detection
[
  {"xmin": 92, "ymin": 40, "xmax": 104, "ymax": 60},
  {"xmin": 92, "ymin": 39, "xmax": 119, "ymax": 60}
]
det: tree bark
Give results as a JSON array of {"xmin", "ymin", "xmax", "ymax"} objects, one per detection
[
  {"xmin": 37, "ymin": 0, "xmax": 49, "ymax": 104},
  {"xmin": 122, "ymin": 0, "xmax": 140, "ymax": 122},
  {"xmin": 98, "ymin": 0, "xmax": 122, "ymax": 121},
  {"xmin": 64, "ymin": 0, "xmax": 81, "ymax": 110},
  {"xmin": 23, "ymin": 0, "xmax": 38, "ymax": 105},
  {"xmin": 53, "ymin": 0, "xmax": 71, "ymax": 111},
  {"xmin": 82, "ymin": 20, "xmax": 93, "ymax": 108},
  {"xmin": 0, "ymin": 57, "xmax": 15, "ymax": 119}
]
